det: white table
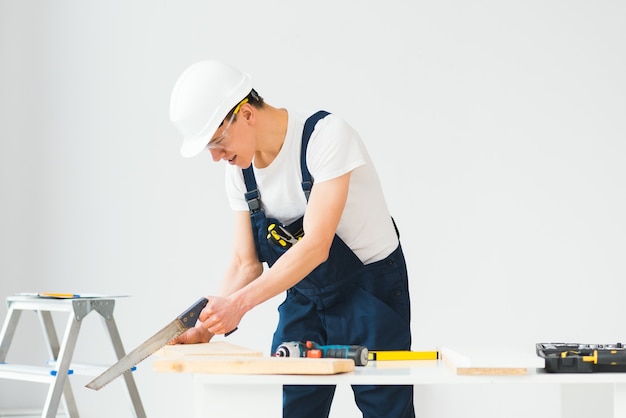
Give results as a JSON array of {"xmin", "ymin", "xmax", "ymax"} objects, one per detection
[{"xmin": 187, "ymin": 360, "xmax": 626, "ymax": 417}]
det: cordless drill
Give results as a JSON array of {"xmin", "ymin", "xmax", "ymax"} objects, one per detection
[{"xmin": 274, "ymin": 341, "xmax": 369, "ymax": 366}]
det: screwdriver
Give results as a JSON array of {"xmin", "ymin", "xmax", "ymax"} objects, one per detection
[
  {"xmin": 582, "ymin": 349, "xmax": 626, "ymax": 366},
  {"xmin": 267, "ymin": 223, "xmax": 300, "ymax": 248}
]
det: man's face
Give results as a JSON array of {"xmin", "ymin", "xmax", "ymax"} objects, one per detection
[{"xmin": 207, "ymin": 110, "xmax": 254, "ymax": 169}]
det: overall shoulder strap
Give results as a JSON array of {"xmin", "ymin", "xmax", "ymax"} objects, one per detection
[
  {"xmin": 300, "ymin": 110, "xmax": 330, "ymax": 201},
  {"xmin": 242, "ymin": 165, "xmax": 261, "ymax": 213}
]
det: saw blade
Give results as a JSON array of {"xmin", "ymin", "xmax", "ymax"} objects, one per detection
[{"xmin": 86, "ymin": 297, "xmax": 208, "ymax": 391}]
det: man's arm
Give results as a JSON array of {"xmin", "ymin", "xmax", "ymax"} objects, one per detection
[
  {"xmin": 200, "ymin": 171, "xmax": 351, "ymax": 335},
  {"xmin": 169, "ymin": 211, "xmax": 263, "ymax": 344},
  {"xmin": 219, "ymin": 210, "xmax": 265, "ymax": 296}
]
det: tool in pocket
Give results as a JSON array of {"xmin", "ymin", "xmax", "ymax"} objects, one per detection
[{"xmin": 267, "ymin": 223, "xmax": 301, "ymax": 248}]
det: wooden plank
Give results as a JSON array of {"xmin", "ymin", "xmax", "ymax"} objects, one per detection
[
  {"xmin": 153, "ymin": 356, "xmax": 355, "ymax": 375},
  {"xmin": 153, "ymin": 341, "xmax": 354, "ymax": 375},
  {"xmin": 155, "ymin": 341, "xmax": 263, "ymax": 357},
  {"xmin": 440, "ymin": 346, "xmax": 544, "ymax": 375}
]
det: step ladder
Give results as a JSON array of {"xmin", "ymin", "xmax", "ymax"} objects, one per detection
[{"xmin": 0, "ymin": 295, "xmax": 146, "ymax": 418}]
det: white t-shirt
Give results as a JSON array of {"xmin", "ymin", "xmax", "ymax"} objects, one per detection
[{"xmin": 225, "ymin": 111, "xmax": 398, "ymax": 264}]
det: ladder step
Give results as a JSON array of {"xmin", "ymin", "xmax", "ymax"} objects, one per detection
[
  {"xmin": 0, "ymin": 408, "xmax": 67, "ymax": 417},
  {"xmin": 46, "ymin": 361, "xmax": 136, "ymax": 377},
  {"xmin": 0, "ymin": 364, "xmax": 62, "ymax": 383}
]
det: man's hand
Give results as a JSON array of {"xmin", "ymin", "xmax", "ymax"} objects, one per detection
[
  {"xmin": 199, "ymin": 296, "xmax": 244, "ymax": 336},
  {"xmin": 168, "ymin": 325, "xmax": 214, "ymax": 345}
]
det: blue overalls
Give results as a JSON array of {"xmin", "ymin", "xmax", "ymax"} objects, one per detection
[{"xmin": 242, "ymin": 111, "xmax": 415, "ymax": 418}]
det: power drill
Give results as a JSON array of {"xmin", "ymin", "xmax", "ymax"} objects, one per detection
[{"xmin": 274, "ymin": 341, "xmax": 369, "ymax": 366}]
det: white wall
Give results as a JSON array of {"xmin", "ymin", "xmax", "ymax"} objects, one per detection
[{"xmin": 1, "ymin": 1, "xmax": 624, "ymax": 417}]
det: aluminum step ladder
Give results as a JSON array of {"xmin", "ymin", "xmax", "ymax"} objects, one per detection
[{"xmin": 0, "ymin": 295, "xmax": 146, "ymax": 418}]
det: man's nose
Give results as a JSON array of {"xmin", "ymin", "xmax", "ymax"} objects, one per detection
[{"xmin": 209, "ymin": 147, "xmax": 223, "ymax": 162}]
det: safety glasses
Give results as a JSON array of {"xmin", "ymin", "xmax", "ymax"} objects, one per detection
[{"xmin": 207, "ymin": 98, "xmax": 249, "ymax": 150}]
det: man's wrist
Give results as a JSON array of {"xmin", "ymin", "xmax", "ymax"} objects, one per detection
[{"xmin": 229, "ymin": 289, "xmax": 253, "ymax": 316}]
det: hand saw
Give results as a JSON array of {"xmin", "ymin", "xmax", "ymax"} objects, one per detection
[{"xmin": 86, "ymin": 297, "xmax": 208, "ymax": 390}]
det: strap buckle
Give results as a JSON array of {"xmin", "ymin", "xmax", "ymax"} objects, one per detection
[{"xmin": 245, "ymin": 189, "xmax": 262, "ymax": 213}]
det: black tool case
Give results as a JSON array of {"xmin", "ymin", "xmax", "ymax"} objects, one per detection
[{"xmin": 537, "ymin": 343, "xmax": 626, "ymax": 373}]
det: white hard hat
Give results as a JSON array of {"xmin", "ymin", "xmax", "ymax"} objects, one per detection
[{"xmin": 169, "ymin": 60, "xmax": 253, "ymax": 158}]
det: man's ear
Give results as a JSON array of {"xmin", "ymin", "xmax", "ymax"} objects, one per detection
[{"xmin": 240, "ymin": 103, "xmax": 255, "ymax": 124}]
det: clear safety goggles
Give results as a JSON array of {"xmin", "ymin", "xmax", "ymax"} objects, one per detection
[{"xmin": 207, "ymin": 98, "xmax": 249, "ymax": 150}]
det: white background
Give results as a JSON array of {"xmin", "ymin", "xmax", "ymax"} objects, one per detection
[{"xmin": 1, "ymin": 1, "xmax": 624, "ymax": 417}]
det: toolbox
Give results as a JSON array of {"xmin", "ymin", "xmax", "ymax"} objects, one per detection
[{"xmin": 537, "ymin": 343, "xmax": 626, "ymax": 373}]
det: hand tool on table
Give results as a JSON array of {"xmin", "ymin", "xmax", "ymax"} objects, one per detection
[
  {"xmin": 581, "ymin": 347, "xmax": 626, "ymax": 366},
  {"xmin": 86, "ymin": 297, "xmax": 236, "ymax": 390},
  {"xmin": 274, "ymin": 341, "xmax": 369, "ymax": 366},
  {"xmin": 537, "ymin": 342, "xmax": 626, "ymax": 372}
]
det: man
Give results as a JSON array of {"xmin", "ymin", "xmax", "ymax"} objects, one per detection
[{"xmin": 169, "ymin": 59, "xmax": 414, "ymax": 418}]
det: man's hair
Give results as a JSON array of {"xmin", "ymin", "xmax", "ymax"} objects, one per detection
[{"xmin": 247, "ymin": 89, "xmax": 264, "ymax": 107}]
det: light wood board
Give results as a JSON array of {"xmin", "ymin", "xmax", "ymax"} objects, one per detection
[
  {"xmin": 153, "ymin": 341, "xmax": 354, "ymax": 375},
  {"xmin": 155, "ymin": 341, "xmax": 263, "ymax": 357},
  {"xmin": 440, "ymin": 346, "xmax": 545, "ymax": 375},
  {"xmin": 153, "ymin": 356, "xmax": 355, "ymax": 375}
]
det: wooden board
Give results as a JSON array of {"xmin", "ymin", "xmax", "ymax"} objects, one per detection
[
  {"xmin": 440, "ymin": 346, "xmax": 545, "ymax": 375},
  {"xmin": 153, "ymin": 341, "xmax": 354, "ymax": 375},
  {"xmin": 155, "ymin": 341, "xmax": 263, "ymax": 357},
  {"xmin": 153, "ymin": 356, "xmax": 355, "ymax": 375}
]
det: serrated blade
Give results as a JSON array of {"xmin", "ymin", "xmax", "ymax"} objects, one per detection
[{"xmin": 86, "ymin": 297, "xmax": 208, "ymax": 391}]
